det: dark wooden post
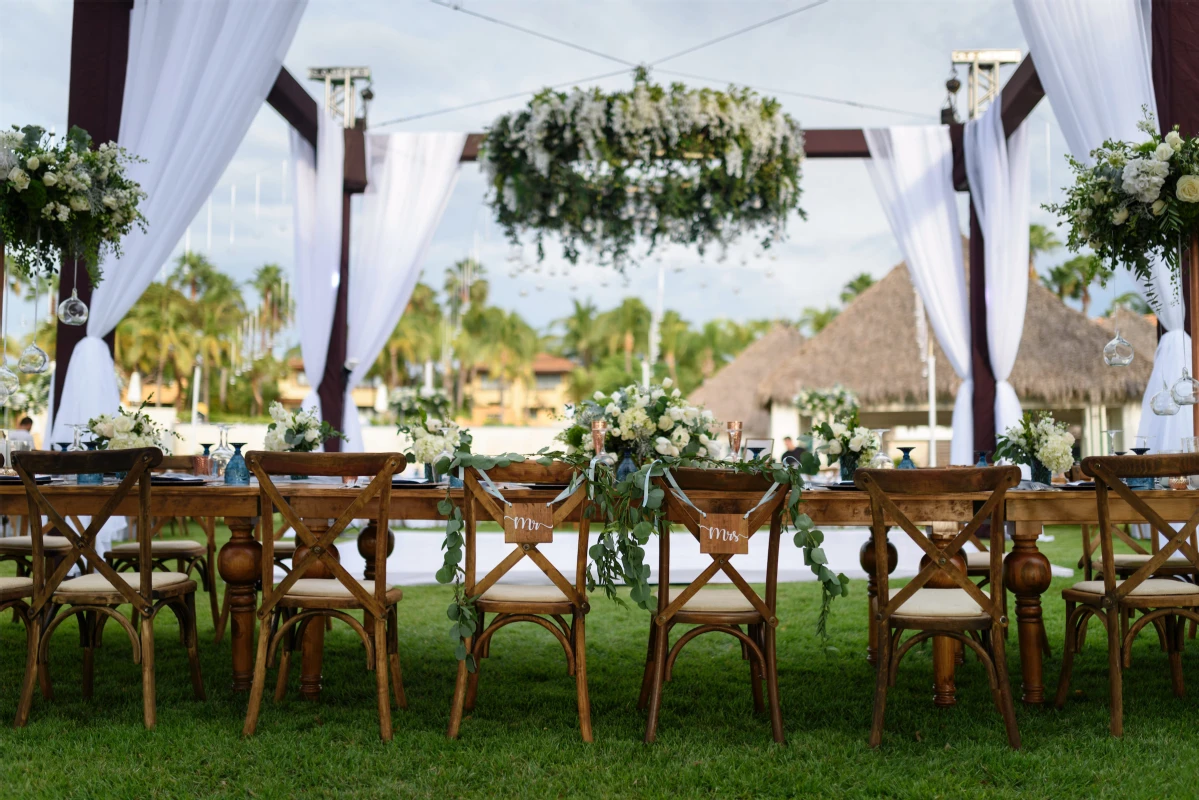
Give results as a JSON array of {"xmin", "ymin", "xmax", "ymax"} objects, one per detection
[{"xmin": 52, "ymin": 0, "xmax": 133, "ymax": 424}]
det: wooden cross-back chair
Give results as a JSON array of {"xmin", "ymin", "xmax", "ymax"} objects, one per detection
[
  {"xmin": 856, "ymin": 466, "xmax": 1022, "ymax": 749},
  {"xmin": 242, "ymin": 451, "xmax": 406, "ymax": 741},
  {"xmin": 1056, "ymin": 455, "xmax": 1199, "ymax": 736},
  {"xmin": 448, "ymin": 461, "xmax": 591, "ymax": 741},
  {"xmin": 639, "ymin": 467, "xmax": 790, "ymax": 744},
  {"xmin": 105, "ymin": 454, "xmax": 220, "ymax": 626},
  {"xmin": 12, "ymin": 447, "xmax": 205, "ymax": 729}
]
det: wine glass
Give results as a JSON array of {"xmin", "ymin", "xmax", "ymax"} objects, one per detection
[
  {"xmin": 867, "ymin": 429, "xmax": 893, "ymax": 469},
  {"xmin": 211, "ymin": 424, "xmax": 233, "ymax": 478},
  {"xmin": 56, "ymin": 287, "xmax": 89, "ymax": 326},
  {"xmin": 1104, "ymin": 430, "xmax": 1122, "ymax": 456}
]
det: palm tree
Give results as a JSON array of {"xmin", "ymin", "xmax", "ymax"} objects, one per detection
[
  {"xmin": 839, "ymin": 273, "xmax": 875, "ymax": 304},
  {"xmin": 597, "ymin": 298, "xmax": 650, "ymax": 375},
  {"xmin": 799, "ymin": 306, "xmax": 840, "ymax": 336},
  {"xmin": 250, "ymin": 263, "xmax": 293, "ymax": 354},
  {"xmin": 381, "ymin": 282, "xmax": 441, "ymax": 390},
  {"xmin": 556, "ymin": 299, "xmax": 600, "ymax": 367},
  {"xmin": 1106, "ymin": 291, "xmax": 1152, "ymax": 316},
  {"xmin": 444, "ymin": 258, "xmax": 488, "ymax": 326},
  {"xmin": 168, "ymin": 252, "xmax": 221, "ymax": 300},
  {"xmin": 1042, "ymin": 254, "xmax": 1103, "ymax": 316},
  {"xmin": 1029, "ymin": 223, "xmax": 1062, "ymax": 276},
  {"xmin": 658, "ymin": 310, "xmax": 690, "ymax": 386}
]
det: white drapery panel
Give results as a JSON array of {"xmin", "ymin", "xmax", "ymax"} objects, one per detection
[
  {"xmin": 865, "ymin": 126, "xmax": 974, "ymax": 465},
  {"xmin": 1014, "ymin": 0, "xmax": 1191, "ymax": 448},
  {"xmin": 965, "ymin": 90, "xmax": 1031, "ymax": 436},
  {"xmin": 51, "ymin": 0, "xmax": 306, "ymax": 443},
  {"xmin": 341, "ymin": 132, "xmax": 466, "ymax": 452},
  {"xmin": 290, "ymin": 109, "xmax": 344, "ymax": 419}
]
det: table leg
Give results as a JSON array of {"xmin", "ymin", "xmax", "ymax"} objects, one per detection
[
  {"xmin": 297, "ymin": 518, "xmax": 338, "ymax": 701},
  {"xmin": 217, "ymin": 516, "xmax": 261, "ymax": 692},
  {"xmin": 1006, "ymin": 520, "xmax": 1053, "ymax": 704},
  {"xmin": 356, "ymin": 523, "xmax": 395, "ymax": 637},
  {"xmin": 859, "ymin": 537, "xmax": 897, "ymax": 666}
]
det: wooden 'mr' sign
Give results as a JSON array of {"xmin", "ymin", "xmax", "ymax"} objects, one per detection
[
  {"xmin": 503, "ymin": 503, "xmax": 554, "ymax": 544},
  {"xmin": 698, "ymin": 513, "xmax": 749, "ymax": 555}
]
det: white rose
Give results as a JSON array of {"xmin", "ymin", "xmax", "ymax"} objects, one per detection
[
  {"xmin": 654, "ymin": 437, "xmax": 673, "ymax": 456},
  {"xmin": 657, "ymin": 415, "xmax": 674, "ymax": 431},
  {"xmin": 661, "ymin": 377, "xmax": 673, "ymax": 388},
  {"xmin": 668, "ymin": 407, "xmax": 684, "ymax": 421},
  {"xmin": 605, "ymin": 403, "xmax": 619, "ymax": 416},
  {"xmin": 1155, "ymin": 143, "xmax": 1175, "ymax": 162},
  {"xmin": 102, "ymin": 194, "xmax": 119, "ymax": 210},
  {"xmin": 826, "ymin": 440, "xmax": 843, "ymax": 456},
  {"xmin": 1166, "ymin": 130, "xmax": 1184, "ymax": 151},
  {"xmin": 304, "ymin": 428, "xmax": 319, "ymax": 442},
  {"xmin": 1111, "ymin": 207, "xmax": 1129, "ymax": 226},
  {"xmin": 1177, "ymin": 174, "xmax": 1199, "ymax": 203},
  {"xmin": 25, "ymin": 156, "xmax": 39, "ymax": 171},
  {"xmin": 699, "ymin": 433, "xmax": 711, "ymax": 446},
  {"xmin": 651, "ymin": 389, "xmax": 664, "ymax": 401},
  {"xmin": 671, "ymin": 428, "xmax": 690, "ymax": 447},
  {"xmin": 671, "ymin": 389, "xmax": 680, "ymax": 398},
  {"xmin": 830, "ymin": 422, "xmax": 847, "ymax": 438},
  {"xmin": 696, "ymin": 447, "xmax": 707, "ymax": 458},
  {"xmin": 593, "ymin": 391, "xmax": 605, "ymax": 401},
  {"xmin": 42, "ymin": 172, "xmax": 57, "ymax": 188},
  {"xmin": 69, "ymin": 195, "xmax": 89, "ymax": 211},
  {"xmin": 670, "ymin": 444, "xmax": 680, "ymax": 457},
  {"xmin": 701, "ymin": 410, "xmax": 714, "ymax": 423},
  {"xmin": 113, "ymin": 415, "xmax": 134, "ymax": 434},
  {"xmin": 98, "ymin": 421, "xmax": 115, "ymax": 439},
  {"xmin": 264, "ymin": 429, "xmax": 286, "ymax": 452},
  {"xmin": 7, "ymin": 167, "xmax": 29, "ymax": 191},
  {"xmin": 848, "ymin": 433, "xmax": 867, "ymax": 452},
  {"xmin": 682, "ymin": 407, "xmax": 698, "ymax": 424},
  {"xmin": 1152, "ymin": 199, "xmax": 1167, "ymax": 216}
]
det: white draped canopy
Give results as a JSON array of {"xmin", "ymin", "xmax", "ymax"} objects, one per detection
[
  {"xmin": 51, "ymin": 0, "xmax": 306, "ymax": 443},
  {"xmin": 341, "ymin": 132, "xmax": 466, "ymax": 452}
]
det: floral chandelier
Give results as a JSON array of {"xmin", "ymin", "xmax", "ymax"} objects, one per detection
[{"xmin": 480, "ymin": 68, "xmax": 806, "ymax": 271}]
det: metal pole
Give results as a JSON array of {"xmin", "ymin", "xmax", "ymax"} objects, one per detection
[
  {"xmin": 927, "ymin": 331, "xmax": 937, "ymax": 467},
  {"xmin": 1191, "ymin": 230, "xmax": 1199, "ymax": 439}
]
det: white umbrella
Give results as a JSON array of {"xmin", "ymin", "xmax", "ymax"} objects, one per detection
[
  {"xmin": 374, "ymin": 383, "xmax": 388, "ymax": 413},
  {"xmin": 126, "ymin": 371, "xmax": 143, "ymax": 405}
]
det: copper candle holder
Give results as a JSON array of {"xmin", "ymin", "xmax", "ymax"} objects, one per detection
[
  {"xmin": 591, "ymin": 419, "xmax": 608, "ymax": 456},
  {"xmin": 726, "ymin": 420, "xmax": 743, "ymax": 461}
]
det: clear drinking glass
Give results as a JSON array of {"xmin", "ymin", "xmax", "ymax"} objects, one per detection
[
  {"xmin": 1185, "ymin": 437, "xmax": 1199, "ymax": 490},
  {"xmin": 211, "ymin": 424, "xmax": 233, "ymax": 478},
  {"xmin": 1104, "ymin": 430, "xmax": 1122, "ymax": 456},
  {"xmin": 867, "ymin": 429, "xmax": 893, "ymax": 469}
]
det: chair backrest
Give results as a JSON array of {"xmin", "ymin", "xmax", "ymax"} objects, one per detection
[
  {"xmin": 855, "ymin": 466, "xmax": 1020, "ymax": 627},
  {"xmin": 247, "ymin": 451, "xmax": 405, "ymax": 622},
  {"xmin": 1082, "ymin": 454, "xmax": 1199, "ymax": 600},
  {"xmin": 652, "ymin": 467, "xmax": 788, "ymax": 625},
  {"xmin": 461, "ymin": 461, "xmax": 589, "ymax": 606},
  {"xmin": 13, "ymin": 447, "xmax": 162, "ymax": 615}
]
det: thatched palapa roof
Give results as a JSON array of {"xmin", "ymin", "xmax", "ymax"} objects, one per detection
[
  {"xmin": 758, "ymin": 263, "xmax": 1155, "ymax": 409},
  {"xmin": 689, "ymin": 324, "xmax": 803, "ymax": 437}
]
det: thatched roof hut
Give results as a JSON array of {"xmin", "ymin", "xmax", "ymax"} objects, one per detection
[
  {"xmin": 759, "ymin": 263, "xmax": 1155, "ymax": 409},
  {"xmin": 689, "ymin": 324, "xmax": 803, "ymax": 437}
]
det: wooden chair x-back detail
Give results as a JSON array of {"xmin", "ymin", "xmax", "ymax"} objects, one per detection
[
  {"xmin": 447, "ymin": 461, "xmax": 592, "ymax": 741},
  {"xmin": 13, "ymin": 447, "xmax": 205, "ymax": 729},
  {"xmin": 1056, "ymin": 455, "xmax": 1199, "ymax": 736},
  {"xmin": 640, "ymin": 468, "xmax": 789, "ymax": 744},
  {"xmin": 243, "ymin": 451, "xmax": 406, "ymax": 741},
  {"xmin": 856, "ymin": 466, "xmax": 1021, "ymax": 749}
]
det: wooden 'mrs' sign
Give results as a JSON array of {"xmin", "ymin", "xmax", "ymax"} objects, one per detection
[
  {"xmin": 503, "ymin": 503, "xmax": 554, "ymax": 544},
  {"xmin": 699, "ymin": 513, "xmax": 749, "ymax": 555}
]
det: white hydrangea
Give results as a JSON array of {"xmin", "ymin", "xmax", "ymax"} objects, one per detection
[{"xmin": 1121, "ymin": 157, "xmax": 1170, "ymax": 203}]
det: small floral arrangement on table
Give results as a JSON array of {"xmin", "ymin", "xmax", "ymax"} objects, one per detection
[
  {"xmin": 263, "ymin": 401, "xmax": 345, "ymax": 452},
  {"xmin": 390, "ymin": 386, "xmax": 451, "ymax": 425},
  {"xmin": 398, "ymin": 412, "xmax": 467, "ymax": 472},
  {"xmin": 812, "ymin": 408, "xmax": 879, "ymax": 480},
  {"xmin": 0, "ymin": 125, "xmax": 146, "ymax": 283},
  {"xmin": 1046, "ymin": 111, "xmax": 1199, "ymax": 295},
  {"xmin": 795, "ymin": 385, "xmax": 859, "ymax": 423},
  {"xmin": 995, "ymin": 411, "xmax": 1076, "ymax": 485},
  {"xmin": 557, "ymin": 378, "xmax": 716, "ymax": 461},
  {"xmin": 88, "ymin": 401, "xmax": 173, "ymax": 450}
]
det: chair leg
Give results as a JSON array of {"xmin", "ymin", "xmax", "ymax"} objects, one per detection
[
  {"xmin": 203, "ymin": 559, "xmax": 219, "ymax": 626},
  {"xmin": 644, "ymin": 622, "xmax": 669, "ymax": 743},
  {"xmin": 214, "ymin": 584, "xmax": 231, "ymax": 644},
  {"xmin": 274, "ymin": 610, "xmax": 294, "ymax": 702},
  {"xmin": 574, "ymin": 610, "xmax": 593, "ymax": 743},
  {"xmin": 1038, "ymin": 618, "xmax": 1052, "ymax": 658},
  {"xmin": 748, "ymin": 623, "xmax": 765, "ymax": 713},
  {"xmin": 242, "ymin": 610, "xmax": 274, "ymax": 736},
  {"xmin": 14, "ymin": 614, "xmax": 39, "ymax": 727},
  {"xmin": 868, "ymin": 621, "xmax": 891, "ymax": 748},
  {"xmin": 387, "ymin": 607, "xmax": 406, "ymax": 710},
  {"xmin": 1107, "ymin": 606, "xmax": 1124, "ymax": 737},
  {"xmin": 1167, "ymin": 614, "xmax": 1186, "ymax": 699},
  {"xmin": 183, "ymin": 594, "xmax": 205, "ymax": 701},
  {"xmin": 764, "ymin": 623, "xmax": 784, "ymax": 744},
  {"xmin": 140, "ymin": 613, "xmax": 156, "ymax": 730},
  {"xmin": 374, "ymin": 614, "xmax": 392, "ymax": 742},
  {"xmin": 1055, "ymin": 601, "xmax": 1078, "ymax": 709},
  {"xmin": 990, "ymin": 624, "xmax": 1021, "ymax": 748},
  {"xmin": 637, "ymin": 623, "xmax": 657, "ymax": 711},
  {"xmin": 80, "ymin": 610, "xmax": 96, "ymax": 701},
  {"xmin": 1121, "ymin": 607, "xmax": 1133, "ymax": 668},
  {"xmin": 446, "ymin": 634, "xmax": 473, "ymax": 739}
]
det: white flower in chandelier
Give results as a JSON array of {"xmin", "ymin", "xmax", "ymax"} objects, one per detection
[
  {"xmin": 1167, "ymin": 130, "xmax": 1184, "ymax": 151},
  {"xmin": 102, "ymin": 194, "xmax": 119, "ymax": 210},
  {"xmin": 1121, "ymin": 157, "xmax": 1169, "ymax": 203},
  {"xmin": 1153, "ymin": 199, "xmax": 1168, "ymax": 216},
  {"xmin": 1111, "ymin": 207, "xmax": 1129, "ymax": 226},
  {"xmin": 1177, "ymin": 174, "xmax": 1199, "ymax": 203},
  {"xmin": 25, "ymin": 156, "xmax": 39, "ymax": 171},
  {"xmin": 42, "ymin": 171, "xmax": 57, "ymax": 188},
  {"xmin": 7, "ymin": 167, "xmax": 29, "ymax": 191},
  {"xmin": 69, "ymin": 195, "xmax": 89, "ymax": 212}
]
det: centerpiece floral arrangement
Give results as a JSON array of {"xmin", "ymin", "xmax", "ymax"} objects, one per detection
[
  {"xmin": 87, "ymin": 401, "xmax": 173, "ymax": 450},
  {"xmin": 795, "ymin": 385, "xmax": 859, "ymax": 423},
  {"xmin": 995, "ymin": 411, "xmax": 1076, "ymax": 485},
  {"xmin": 398, "ymin": 412, "xmax": 466, "ymax": 471},
  {"xmin": 0, "ymin": 125, "xmax": 145, "ymax": 283},
  {"xmin": 263, "ymin": 401, "xmax": 345, "ymax": 452},
  {"xmin": 556, "ymin": 378, "xmax": 715, "ymax": 461},
  {"xmin": 812, "ymin": 408, "xmax": 879, "ymax": 481},
  {"xmin": 1046, "ymin": 112, "xmax": 1199, "ymax": 294},
  {"xmin": 390, "ymin": 386, "xmax": 451, "ymax": 425},
  {"xmin": 481, "ymin": 69, "xmax": 805, "ymax": 271}
]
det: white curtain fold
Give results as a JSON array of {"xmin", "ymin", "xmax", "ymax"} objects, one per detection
[
  {"xmin": 51, "ymin": 0, "xmax": 306, "ymax": 443},
  {"xmin": 865, "ymin": 126, "xmax": 974, "ymax": 464},
  {"xmin": 290, "ymin": 109, "xmax": 344, "ymax": 419},
  {"xmin": 342, "ymin": 132, "xmax": 466, "ymax": 452},
  {"xmin": 1014, "ymin": 0, "xmax": 1190, "ymax": 449},
  {"xmin": 965, "ymin": 89, "xmax": 1031, "ymax": 436}
]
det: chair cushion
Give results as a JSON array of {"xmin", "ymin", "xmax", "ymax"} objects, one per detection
[
  {"xmin": 282, "ymin": 578, "xmax": 399, "ymax": 601},
  {"xmin": 272, "ymin": 540, "xmax": 296, "ymax": 554},
  {"xmin": 108, "ymin": 540, "xmax": 204, "ymax": 556},
  {"xmin": 1092, "ymin": 553, "xmax": 1192, "ymax": 568},
  {"xmin": 0, "ymin": 576, "xmax": 33, "ymax": 596},
  {"xmin": 965, "ymin": 551, "xmax": 993, "ymax": 568},
  {"xmin": 1070, "ymin": 579, "xmax": 1199, "ymax": 596},
  {"xmin": 0, "ymin": 535, "xmax": 74, "ymax": 553},
  {"xmin": 666, "ymin": 587, "xmax": 756, "ymax": 613},
  {"xmin": 894, "ymin": 588, "xmax": 989, "ymax": 618},
  {"xmin": 55, "ymin": 571, "xmax": 191, "ymax": 596},
  {"xmin": 480, "ymin": 584, "xmax": 569, "ymax": 604}
]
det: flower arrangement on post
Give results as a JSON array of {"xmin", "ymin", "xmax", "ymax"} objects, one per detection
[
  {"xmin": 812, "ymin": 408, "xmax": 879, "ymax": 481},
  {"xmin": 995, "ymin": 411, "xmax": 1076, "ymax": 485},
  {"xmin": 0, "ymin": 125, "xmax": 145, "ymax": 283},
  {"xmin": 1046, "ymin": 112, "xmax": 1199, "ymax": 295},
  {"xmin": 481, "ymin": 69, "xmax": 805, "ymax": 272},
  {"xmin": 557, "ymin": 378, "xmax": 715, "ymax": 467},
  {"xmin": 389, "ymin": 386, "xmax": 451, "ymax": 425},
  {"xmin": 264, "ymin": 402, "xmax": 345, "ymax": 453},
  {"xmin": 795, "ymin": 385, "xmax": 859, "ymax": 424},
  {"xmin": 87, "ymin": 401, "xmax": 173, "ymax": 450}
]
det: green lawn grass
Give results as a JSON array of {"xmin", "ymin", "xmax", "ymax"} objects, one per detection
[{"xmin": 0, "ymin": 524, "xmax": 1197, "ymax": 799}]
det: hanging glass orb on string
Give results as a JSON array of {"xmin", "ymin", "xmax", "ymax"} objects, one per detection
[
  {"xmin": 18, "ymin": 283, "xmax": 50, "ymax": 374},
  {"xmin": 1152, "ymin": 379, "xmax": 1180, "ymax": 416},
  {"xmin": 0, "ymin": 363, "xmax": 17, "ymax": 405},
  {"xmin": 1172, "ymin": 369, "xmax": 1199, "ymax": 406},
  {"xmin": 57, "ymin": 288, "xmax": 89, "ymax": 326},
  {"xmin": 1102, "ymin": 329, "xmax": 1134, "ymax": 367}
]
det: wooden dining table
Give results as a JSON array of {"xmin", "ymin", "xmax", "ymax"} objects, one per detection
[{"xmin": 0, "ymin": 480, "xmax": 1192, "ymax": 708}]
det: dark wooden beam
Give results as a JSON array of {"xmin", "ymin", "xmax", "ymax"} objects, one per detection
[
  {"xmin": 53, "ymin": 0, "xmax": 133, "ymax": 426},
  {"xmin": 1000, "ymin": 55, "xmax": 1044, "ymax": 138},
  {"xmin": 267, "ymin": 67, "xmax": 318, "ymax": 150},
  {"xmin": 802, "ymin": 128, "xmax": 870, "ymax": 158},
  {"xmin": 460, "ymin": 133, "xmax": 484, "ymax": 162}
]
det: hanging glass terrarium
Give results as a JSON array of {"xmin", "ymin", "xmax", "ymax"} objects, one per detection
[
  {"xmin": 1103, "ymin": 329, "xmax": 1134, "ymax": 366},
  {"xmin": 1172, "ymin": 369, "xmax": 1199, "ymax": 406},
  {"xmin": 1152, "ymin": 380, "xmax": 1181, "ymax": 416}
]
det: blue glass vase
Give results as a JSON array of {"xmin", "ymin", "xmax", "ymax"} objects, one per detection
[
  {"xmin": 77, "ymin": 442, "xmax": 103, "ymax": 485},
  {"xmin": 897, "ymin": 447, "xmax": 916, "ymax": 470},
  {"xmin": 224, "ymin": 442, "xmax": 249, "ymax": 486},
  {"xmin": 1029, "ymin": 458, "xmax": 1051, "ymax": 485},
  {"xmin": 616, "ymin": 450, "xmax": 638, "ymax": 481},
  {"xmin": 974, "ymin": 451, "xmax": 991, "ymax": 467}
]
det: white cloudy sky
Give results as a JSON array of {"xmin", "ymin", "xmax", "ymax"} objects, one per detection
[{"xmin": 0, "ymin": 0, "xmax": 1138, "ymax": 343}]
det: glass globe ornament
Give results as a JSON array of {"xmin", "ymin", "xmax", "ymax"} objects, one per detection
[
  {"xmin": 1152, "ymin": 382, "xmax": 1180, "ymax": 416},
  {"xmin": 17, "ymin": 343, "xmax": 49, "ymax": 374},
  {"xmin": 0, "ymin": 363, "xmax": 16, "ymax": 404},
  {"xmin": 1172, "ymin": 369, "xmax": 1199, "ymax": 406},
  {"xmin": 1103, "ymin": 329, "xmax": 1134, "ymax": 367},
  {"xmin": 57, "ymin": 288, "xmax": 89, "ymax": 326}
]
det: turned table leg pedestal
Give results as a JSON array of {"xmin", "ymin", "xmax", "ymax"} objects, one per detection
[
  {"xmin": 218, "ymin": 516, "xmax": 261, "ymax": 692},
  {"xmin": 1005, "ymin": 521, "xmax": 1053, "ymax": 704},
  {"xmin": 859, "ymin": 536, "xmax": 898, "ymax": 667}
]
